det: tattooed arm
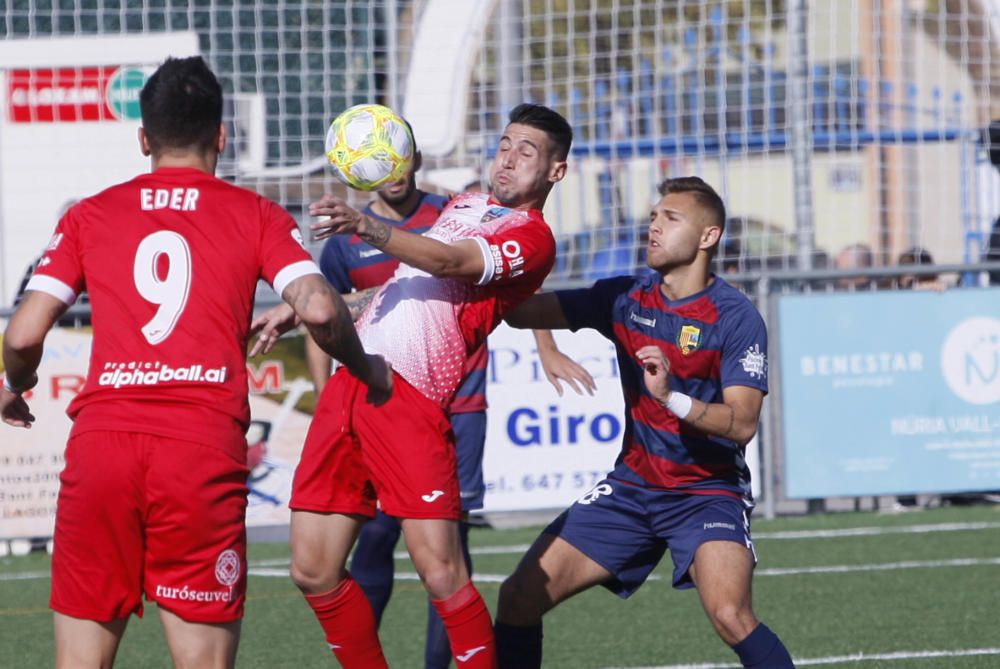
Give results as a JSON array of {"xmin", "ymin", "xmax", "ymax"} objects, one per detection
[
  {"xmin": 342, "ymin": 286, "xmax": 380, "ymax": 321},
  {"xmin": 250, "ymin": 274, "xmax": 392, "ymax": 405},
  {"xmin": 307, "ymin": 195, "xmax": 486, "ymax": 282},
  {"xmin": 304, "ymin": 286, "xmax": 381, "ymax": 394},
  {"xmin": 636, "ymin": 345, "xmax": 763, "ymax": 445}
]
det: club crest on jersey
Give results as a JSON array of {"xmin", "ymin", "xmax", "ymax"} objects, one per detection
[
  {"xmin": 480, "ymin": 206, "xmax": 509, "ymax": 223},
  {"xmin": 677, "ymin": 325, "xmax": 701, "ymax": 355}
]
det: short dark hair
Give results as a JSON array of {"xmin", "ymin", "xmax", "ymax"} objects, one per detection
[
  {"xmin": 508, "ymin": 103, "xmax": 573, "ymax": 161},
  {"xmin": 657, "ymin": 176, "xmax": 726, "ymax": 232},
  {"xmin": 898, "ymin": 246, "xmax": 933, "ymax": 266},
  {"xmin": 140, "ymin": 56, "xmax": 223, "ymax": 153}
]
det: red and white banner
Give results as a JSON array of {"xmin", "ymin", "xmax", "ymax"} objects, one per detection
[{"xmin": 7, "ymin": 67, "xmax": 117, "ymax": 123}]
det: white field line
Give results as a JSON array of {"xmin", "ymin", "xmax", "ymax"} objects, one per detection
[
  {"xmin": 10, "ymin": 555, "xmax": 999, "ymax": 583},
  {"xmin": 3, "ymin": 520, "xmax": 999, "ymax": 583},
  {"xmin": 757, "ymin": 556, "xmax": 1000, "ymax": 576},
  {"xmin": 601, "ymin": 646, "xmax": 1000, "ymax": 669},
  {"xmin": 391, "ymin": 520, "xmax": 1000, "ymax": 560},
  {"xmin": 203, "ymin": 521, "xmax": 1000, "ymax": 568},
  {"xmin": 248, "ymin": 556, "xmax": 1000, "ymax": 581}
]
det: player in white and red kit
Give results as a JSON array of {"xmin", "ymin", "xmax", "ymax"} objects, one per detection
[
  {"xmin": 306, "ymin": 147, "xmax": 595, "ymax": 669},
  {"xmin": 252, "ymin": 104, "xmax": 573, "ymax": 667},
  {"xmin": 0, "ymin": 57, "xmax": 390, "ymax": 669}
]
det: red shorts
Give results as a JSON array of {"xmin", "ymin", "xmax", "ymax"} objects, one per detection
[
  {"xmin": 50, "ymin": 431, "xmax": 249, "ymax": 623},
  {"xmin": 292, "ymin": 369, "xmax": 460, "ymax": 520}
]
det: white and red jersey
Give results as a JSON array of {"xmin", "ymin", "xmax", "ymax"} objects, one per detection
[
  {"xmin": 26, "ymin": 167, "xmax": 320, "ymax": 455},
  {"xmin": 356, "ymin": 191, "xmax": 555, "ymax": 406}
]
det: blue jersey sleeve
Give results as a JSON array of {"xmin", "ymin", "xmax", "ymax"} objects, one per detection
[
  {"xmin": 555, "ymin": 276, "xmax": 634, "ymax": 341},
  {"xmin": 720, "ymin": 303, "xmax": 769, "ymax": 394},
  {"xmin": 317, "ymin": 237, "xmax": 353, "ymax": 293}
]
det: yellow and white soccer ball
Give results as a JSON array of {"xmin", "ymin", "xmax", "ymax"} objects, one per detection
[{"xmin": 324, "ymin": 104, "xmax": 414, "ymax": 191}]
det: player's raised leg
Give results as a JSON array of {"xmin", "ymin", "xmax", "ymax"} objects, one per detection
[
  {"xmin": 53, "ymin": 614, "xmax": 128, "ymax": 669},
  {"xmin": 689, "ymin": 541, "xmax": 794, "ymax": 668},
  {"xmin": 402, "ymin": 517, "xmax": 495, "ymax": 668},
  {"xmin": 158, "ymin": 610, "xmax": 240, "ymax": 669},
  {"xmin": 290, "ymin": 510, "xmax": 387, "ymax": 668},
  {"xmin": 495, "ymin": 533, "xmax": 612, "ymax": 669}
]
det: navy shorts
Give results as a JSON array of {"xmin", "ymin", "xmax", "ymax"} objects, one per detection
[
  {"xmin": 452, "ymin": 411, "xmax": 486, "ymax": 512},
  {"xmin": 545, "ymin": 478, "xmax": 756, "ymax": 597}
]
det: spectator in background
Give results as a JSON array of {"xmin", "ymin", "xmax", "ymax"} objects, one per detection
[
  {"xmin": 719, "ymin": 236, "xmax": 743, "ymax": 275},
  {"xmin": 896, "ymin": 246, "xmax": 947, "ymax": 291},
  {"xmin": 834, "ymin": 242, "xmax": 875, "ymax": 291}
]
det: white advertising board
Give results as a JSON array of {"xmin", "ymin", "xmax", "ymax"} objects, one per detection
[
  {"xmin": 0, "ymin": 32, "xmax": 199, "ymax": 304},
  {"xmin": 481, "ymin": 323, "xmax": 625, "ymax": 512}
]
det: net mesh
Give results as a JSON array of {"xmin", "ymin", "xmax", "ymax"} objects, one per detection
[{"xmin": 1, "ymin": 0, "xmax": 998, "ymax": 290}]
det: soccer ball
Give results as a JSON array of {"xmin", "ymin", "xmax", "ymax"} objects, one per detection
[{"xmin": 324, "ymin": 104, "xmax": 414, "ymax": 191}]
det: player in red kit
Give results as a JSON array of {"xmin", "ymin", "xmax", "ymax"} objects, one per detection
[
  {"xmin": 252, "ymin": 103, "xmax": 573, "ymax": 668},
  {"xmin": 306, "ymin": 129, "xmax": 594, "ymax": 669},
  {"xmin": 0, "ymin": 57, "xmax": 390, "ymax": 669}
]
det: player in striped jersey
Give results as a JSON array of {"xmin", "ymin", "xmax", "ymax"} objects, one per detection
[
  {"xmin": 305, "ymin": 144, "xmax": 593, "ymax": 669},
  {"xmin": 495, "ymin": 177, "xmax": 794, "ymax": 668}
]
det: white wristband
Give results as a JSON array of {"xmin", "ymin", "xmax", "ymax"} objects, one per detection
[{"xmin": 664, "ymin": 391, "xmax": 693, "ymax": 419}]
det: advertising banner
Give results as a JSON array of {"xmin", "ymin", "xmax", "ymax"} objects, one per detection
[
  {"xmin": 0, "ymin": 329, "xmax": 86, "ymax": 539},
  {"xmin": 779, "ymin": 288, "xmax": 1000, "ymax": 498},
  {"xmin": 6, "ymin": 66, "xmax": 148, "ymax": 123},
  {"xmin": 481, "ymin": 323, "xmax": 624, "ymax": 512},
  {"xmin": 0, "ymin": 322, "xmax": 633, "ymax": 537},
  {"xmin": 0, "ymin": 329, "xmax": 315, "ymax": 539},
  {"xmin": 0, "ymin": 32, "xmax": 199, "ymax": 306}
]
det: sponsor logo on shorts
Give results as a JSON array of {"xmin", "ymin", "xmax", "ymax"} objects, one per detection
[
  {"xmin": 457, "ymin": 645, "xmax": 487, "ymax": 662},
  {"xmin": 577, "ymin": 482, "xmax": 613, "ymax": 505},
  {"xmin": 215, "ymin": 549, "xmax": 241, "ymax": 586},
  {"xmin": 98, "ymin": 361, "xmax": 227, "ymax": 388},
  {"xmin": 421, "ymin": 490, "xmax": 445, "ymax": 503},
  {"xmin": 703, "ymin": 521, "xmax": 736, "ymax": 531},
  {"xmin": 155, "ymin": 584, "xmax": 233, "ymax": 603}
]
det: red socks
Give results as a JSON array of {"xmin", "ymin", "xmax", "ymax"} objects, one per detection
[
  {"xmin": 431, "ymin": 582, "xmax": 497, "ymax": 668},
  {"xmin": 304, "ymin": 575, "xmax": 388, "ymax": 668}
]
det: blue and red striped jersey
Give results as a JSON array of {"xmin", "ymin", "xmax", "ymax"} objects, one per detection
[
  {"xmin": 557, "ymin": 273, "xmax": 768, "ymax": 499},
  {"xmin": 316, "ymin": 191, "xmax": 487, "ymax": 413}
]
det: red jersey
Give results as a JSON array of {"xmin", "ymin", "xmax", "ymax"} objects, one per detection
[
  {"xmin": 26, "ymin": 167, "xmax": 320, "ymax": 456},
  {"xmin": 355, "ymin": 192, "xmax": 555, "ymax": 407}
]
